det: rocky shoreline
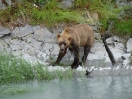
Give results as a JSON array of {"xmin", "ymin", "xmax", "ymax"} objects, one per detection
[{"xmin": 0, "ymin": 24, "xmax": 132, "ymax": 76}]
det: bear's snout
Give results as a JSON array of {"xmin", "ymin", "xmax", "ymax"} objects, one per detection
[{"xmin": 59, "ymin": 44, "xmax": 66, "ymax": 53}]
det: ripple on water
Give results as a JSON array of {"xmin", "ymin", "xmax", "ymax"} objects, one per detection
[{"xmin": 1, "ymin": 75, "xmax": 132, "ymax": 99}]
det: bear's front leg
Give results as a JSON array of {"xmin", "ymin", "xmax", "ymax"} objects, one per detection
[
  {"xmin": 55, "ymin": 48, "xmax": 67, "ymax": 64},
  {"xmin": 71, "ymin": 47, "xmax": 79, "ymax": 69}
]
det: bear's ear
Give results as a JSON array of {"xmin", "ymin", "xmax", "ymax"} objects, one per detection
[
  {"xmin": 57, "ymin": 34, "xmax": 61, "ymax": 38},
  {"xmin": 68, "ymin": 36, "xmax": 71, "ymax": 41}
]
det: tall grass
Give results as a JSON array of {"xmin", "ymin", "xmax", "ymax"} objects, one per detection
[
  {"xmin": 74, "ymin": 0, "xmax": 89, "ymax": 8},
  {"xmin": 0, "ymin": 0, "xmax": 131, "ymax": 35},
  {"xmin": 31, "ymin": 8, "xmax": 85, "ymax": 26},
  {"xmin": 0, "ymin": 85, "xmax": 30, "ymax": 95},
  {"xmin": 0, "ymin": 51, "xmax": 75, "ymax": 84},
  {"xmin": 113, "ymin": 18, "xmax": 132, "ymax": 36},
  {"xmin": 88, "ymin": 0, "xmax": 122, "ymax": 32}
]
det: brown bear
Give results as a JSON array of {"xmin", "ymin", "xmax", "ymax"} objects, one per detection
[{"xmin": 55, "ymin": 24, "xmax": 94, "ymax": 69}]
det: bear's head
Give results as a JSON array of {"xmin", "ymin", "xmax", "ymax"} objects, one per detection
[{"xmin": 57, "ymin": 34, "xmax": 71, "ymax": 53}]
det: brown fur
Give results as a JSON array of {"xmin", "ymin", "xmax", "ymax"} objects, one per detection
[{"xmin": 56, "ymin": 24, "xmax": 94, "ymax": 69}]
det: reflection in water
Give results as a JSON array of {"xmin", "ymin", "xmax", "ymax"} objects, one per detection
[{"xmin": 1, "ymin": 75, "xmax": 132, "ymax": 99}]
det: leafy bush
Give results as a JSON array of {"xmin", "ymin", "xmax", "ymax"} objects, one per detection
[
  {"xmin": 0, "ymin": 0, "xmax": 131, "ymax": 36},
  {"xmin": 0, "ymin": 51, "xmax": 75, "ymax": 84},
  {"xmin": 113, "ymin": 18, "xmax": 132, "ymax": 36}
]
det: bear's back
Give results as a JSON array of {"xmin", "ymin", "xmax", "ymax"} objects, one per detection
[{"xmin": 73, "ymin": 24, "xmax": 94, "ymax": 46}]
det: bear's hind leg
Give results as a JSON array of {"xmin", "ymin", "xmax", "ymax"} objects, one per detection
[
  {"xmin": 71, "ymin": 47, "xmax": 79, "ymax": 69},
  {"xmin": 80, "ymin": 45, "xmax": 91, "ymax": 65}
]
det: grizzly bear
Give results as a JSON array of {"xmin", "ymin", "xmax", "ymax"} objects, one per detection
[{"xmin": 55, "ymin": 24, "xmax": 94, "ymax": 69}]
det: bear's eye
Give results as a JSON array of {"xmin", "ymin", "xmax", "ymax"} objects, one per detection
[
  {"xmin": 63, "ymin": 42, "xmax": 66, "ymax": 46},
  {"xmin": 59, "ymin": 42, "xmax": 66, "ymax": 46}
]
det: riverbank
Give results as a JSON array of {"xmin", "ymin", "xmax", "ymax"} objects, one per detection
[
  {"xmin": 0, "ymin": 24, "xmax": 132, "ymax": 79},
  {"xmin": 0, "ymin": 0, "xmax": 132, "ymax": 84}
]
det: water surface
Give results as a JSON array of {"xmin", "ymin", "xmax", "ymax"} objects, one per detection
[{"xmin": 1, "ymin": 75, "xmax": 132, "ymax": 99}]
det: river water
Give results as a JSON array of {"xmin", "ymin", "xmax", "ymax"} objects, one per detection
[{"xmin": 1, "ymin": 75, "xmax": 132, "ymax": 99}]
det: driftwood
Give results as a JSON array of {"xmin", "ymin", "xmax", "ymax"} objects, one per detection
[
  {"xmin": 102, "ymin": 39, "xmax": 116, "ymax": 65},
  {"xmin": 101, "ymin": 20, "xmax": 116, "ymax": 65}
]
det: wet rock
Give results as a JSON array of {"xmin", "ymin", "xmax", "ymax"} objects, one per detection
[
  {"xmin": 106, "ymin": 37, "xmax": 113, "ymax": 45},
  {"xmin": 94, "ymin": 33, "xmax": 101, "ymax": 40},
  {"xmin": 0, "ymin": 35, "xmax": 4, "ymax": 37},
  {"xmin": 122, "ymin": 53, "xmax": 131, "ymax": 66},
  {"xmin": 42, "ymin": 43, "xmax": 54, "ymax": 54},
  {"xmin": 2, "ymin": 35, "xmax": 11, "ymax": 45},
  {"xmin": 113, "ymin": 35, "xmax": 120, "ymax": 42},
  {"xmin": 0, "ymin": 1, "xmax": 4, "ymax": 8},
  {"xmin": 9, "ymin": 38, "xmax": 21, "ymax": 45},
  {"xmin": 22, "ymin": 34, "xmax": 33, "ymax": 43},
  {"xmin": 29, "ymin": 39, "xmax": 42, "ymax": 50},
  {"xmin": 9, "ymin": 39, "xmax": 22, "ymax": 52},
  {"xmin": 11, "ymin": 27, "xmax": 19, "ymax": 37},
  {"xmin": 49, "ymin": 27, "xmax": 63, "ymax": 34},
  {"xmin": 91, "ymin": 26, "xmax": 98, "ymax": 32},
  {"xmin": 33, "ymin": 28, "xmax": 46, "ymax": 42},
  {"xmin": 33, "ymin": 28, "xmax": 56, "ymax": 43},
  {"xmin": 108, "ymin": 42, "xmax": 124, "ymax": 61},
  {"xmin": 12, "ymin": 50, "xmax": 23, "ymax": 56},
  {"xmin": 11, "ymin": 24, "xmax": 33, "ymax": 37},
  {"xmin": 0, "ymin": 26, "xmax": 10, "ymax": 35},
  {"xmin": 24, "ymin": 44, "xmax": 35, "ymax": 55},
  {"xmin": 10, "ymin": 44, "xmax": 22, "ymax": 51},
  {"xmin": 116, "ymin": 0, "xmax": 130, "ymax": 8},
  {"xmin": 0, "ymin": 38, "xmax": 8, "ymax": 49},
  {"xmin": 126, "ymin": 38, "xmax": 132, "ymax": 53},
  {"xmin": 88, "ymin": 40, "xmax": 110, "ymax": 62},
  {"xmin": 33, "ymin": 25, "xmax": 41, "ymax": 32},
  {"xmin": 49, "ymin": 44, "xmax": 60, "ymax": 55}
]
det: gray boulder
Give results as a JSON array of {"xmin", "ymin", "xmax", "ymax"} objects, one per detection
[
  {"xmin": 29, "ymin": 39, "xmax": 42, "ymax": 50},
  {"xmin": 126, "ymin": 38, "xmax": 132, "ymax": 53},
  {"xmin": 11, "ymin": 24, "xmax": 33, "ymax": 37},
  {"xmin": 94, "ymin": 33, "xmax": 101, "ymax": 40},
  {"xmin": 58, "ymin": 0, "xmax": 73, "ymax": 9},
  {"xmin": 33, "ymin": 28, "xmax": 56, "ymax": 43},
  {"xmin": 0, "ymin": 38, "xmax": 8, "ymax": 49},
  {"xmin": 0, "ymin": 35, "xmax": 4, "ymax": 37},
  {"xmin": 0, "ymin": 0, "xmax": 6, "ymax": 9},
  {"xmin": 0, "ymin": 26, "xmax": 10, "ymax": 35},
  {"xmin": 88, "ymin": 40, "xmax": 110, "ymax": 62}
]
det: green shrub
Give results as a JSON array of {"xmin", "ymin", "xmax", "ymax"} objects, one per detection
[
  {"xmin": 113, "ymin": 19, "xmax": 132, "ymax": 36},
  {"xmin": 74, "ymin": 0, "xmax": 89, "ymax": 8},
  {"xmin": 31, "ymin": 8, "xmax": 85, "ymax": 26},
  {"xmin": 0, "ymin": 51, "xmax": 75, "ymax": 84},
  {"xmin": 0, "ymin": 0, "xmax": 131, "ymax": 36}
]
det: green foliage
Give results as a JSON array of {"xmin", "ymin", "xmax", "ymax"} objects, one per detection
[
  {"xmin": 88, "ymin": 0, "xmax": 123, "ymax": 32},
  {"xmin": 113, "ymin": 19, "xmax": 132, "ymax": 36},
  {"xmin": 0, "ymin": 0, "xmax": 131, "ymax": 36},
  {"xmin": 0, "ymin": 51, "xmax": 75, "ymax": 84},
  {"xmin": 31, "ymin": 8, "xmax": 85, "ymax": 26},
  {"xmin": 0, "ymin": 85, "xmax": 29, "ymax": 95},
  {"xmin": 0, "ymin": 52, "xmax": 34, "ymax": 83},
  {"xmin": 44, "ymin": 0, "xmax": 58, "ymax": 9},
  {"xmin": 74, "ymin": 0, "xmax": 89, "ymax": 8},
  {"xmin": 34, "ymin": 0, "xmax": 46, "ymax": 4},
  {"xmin": 22, "ymin": 0, "xmax": 47, "ymax": 5}
]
